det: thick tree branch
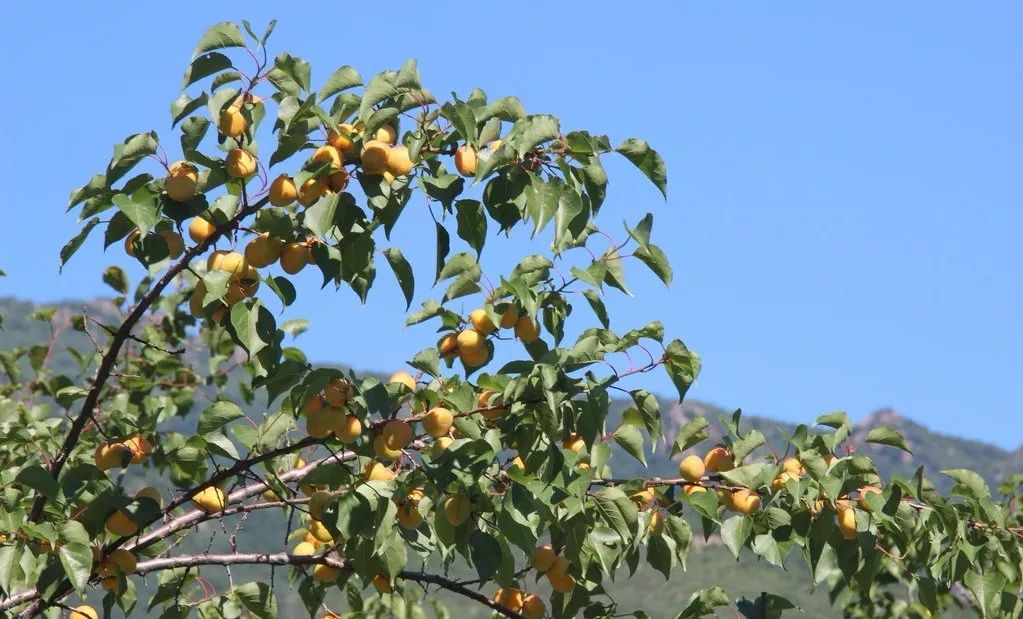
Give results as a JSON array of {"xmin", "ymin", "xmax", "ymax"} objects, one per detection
[
  {"xmin": 28, "ymin": 198, "xmax": 268, "ymax": 523},
  {"xmin": 131, "ymin": 552, "xmax": 523, "ymax": 619}
]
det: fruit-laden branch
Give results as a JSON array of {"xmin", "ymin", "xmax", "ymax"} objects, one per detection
[
  {"xmin": 1, "ymin": 455, "xmax": 338, "ymax": 615},
  {"xmin": 28, "ymin": 197, "xmax": 270, "ymax": 523},
  {"xmin": 129, "ymin": 552, "xmax": 524, "ymax": 619},
  {"xmin": 125, "ymin": 452, "xmax": 349, "ymax": 554}
]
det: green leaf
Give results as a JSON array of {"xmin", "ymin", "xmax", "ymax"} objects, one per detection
[
  {"xmin": 612, "ymin": 424, "xmax": 647, "ymax": 465},
  {"xmin": 664, "ymin": 339, "xmax": 701, "ymax": 401},
  {"xmin": 107, "ymin": 132, "xmax": 158, "ymax": 184},
  {"xmin": 676, "ymin": 587, "xmax": 730, "ymax": 619},
  {"xmin": 964, "ymin": 569, "xmax": 1006, "ymax": 618},
  {"xmin": 182, "ymin": 52, "xmax": 232, "ymax": 89},
  {"xmin": 635, "ymin": 243, "xmax": 673, "ymax": 286},
  {"xmin": 15, "ymin": 465, "xmax": 59, "ymax": 500},
  {"xmin": 59, "ymin": 218, "xmax": 101, "ymax": 272},
  {"xmin": 102, "ymin": 266, "xmax": 129, "ymax": 294},
  {"xmin": 591, "ymin": 488, "xmax": 639, "ymax": 543},
  {"xmin": 720, "ymin": 514, "xmax": 751, "ymax": 559},
  {"xmin": 731, "ymin": 429, "xmax": 765, "ymax": 463},
  {"xmin": 455, "ymin": 199, "xmax": 487, "ymax": 256},
  {"xmin": 671, "ymin": 416, "xmax": 710, "ymax": 457},
  {"xmin": 736, "ymin": 593, "xmax": 798, "ymax": 619},
  {"xmin": 171, "ymin": 92, "xmax": 210, "ymax": 127},
  {"xmin": 233, "ymin": 582, "xmax": 277, "ymax": 619},
  {"xmin": 815, "ymin": 411, "xmax": 852, "ymax": 430},
  {"xmin": 382, "ymin": 248, "xmax": 414, "ymax": 310},
  {"xmin": 318, "ymin": 65, "xmax": 363, "ymax": 101},
  {"xmin": 197, "ymin": 400, "xmax": 244, "ymax": 435},
  {"xmin": 230, "ymin": 302, "xmax": 275, "ymax": 359},
  {"xmin": 616, "ymin": 138, "xmax": 667, "ymax": 199},
  {"xmin": 863, "ymin": 427, "xmax": 912, "ymax": 454},
  {"xmin": 267, "ymin": 53, "xmax": 311, "ymax": 96},
  {"xmin": 941, "ymin": 468, "xmax": 991, "ymax": 500},
  {"xmin": 113, "ymin": 193, "xmax": 160, "ymax": 233},
  {"xmin": 469, "ymin": 530, "xmax": 502, "ymax": 582},
  {"xmin": 507, "ymin": 114, "xmax": 560, "ymax": 158},
  {"xmin": 303, "ymin": 193, "xmax": 339, "ymax": 236},
  {"xmin": 58, "ymin": 541, "xmax": 93, "ymax": 593},
  {"xmin": 481, "ymin": 96, "xmax": 526, "ymax": 122},
  {"xmin": 582, "ymin": 289, "xmax": 609, "ymax": 328},
  {"xmin": 193, "ymin": 22, "xmax": 246, "ymax": 58}
]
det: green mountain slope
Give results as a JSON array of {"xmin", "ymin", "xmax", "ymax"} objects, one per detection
[{"xmin": 1, "ymin": 297, "xmax": 1017, "ymax": 617}]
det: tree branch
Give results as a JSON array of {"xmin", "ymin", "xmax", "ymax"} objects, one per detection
[
  {"xmin": 28, "ymin": 198, "xmax": 268, "ymax": 523},
  {"xmin": 131, "ymin": 552, "xmax": 523, "ymax": 619}
]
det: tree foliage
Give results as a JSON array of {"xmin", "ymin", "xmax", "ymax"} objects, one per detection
[{"xmin": 1, "ymin": 20, "xmax": 1021, "ymax": 619}]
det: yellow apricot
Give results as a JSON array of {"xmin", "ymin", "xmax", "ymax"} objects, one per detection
[
  {"xmin": 308, "ymin": 520, "xmax": 334, "ymax": 544},
  {"xmin": 95, "ymin": 442, "xmax": 130, "ymax": 471},
  {"xmin": 386, "ymin": 146, "xmax": 414, "ymax": 176},
  {"xmin": 292, "ymin": 541, "xmax": 317, "ymax": 556},
  {"xmin": 312, "ymin": 563, "xmax": 340, "ymax": 582},
  {"xmin": 858, "ymin": 485, "xmax": 883, "ymax": 512},
  {"xmin": 192, "ymin": 486, "xmax": 227, "ymax": 514},
  {"xmin": 563, "ymin": 433, "xmax": 585, "ymax": 453},
  {"xmin": 423, "ymin": 407, "xmax": 454, "ymax": 438},
  {"xmin": 188, "ymin": 217, "xmax": 216, "ymax": 243},
  {"xmin": 375, "ymin": 125, "xmax": 397, "ymax": 144},
  {"xmin": 218, "ymin": 105, "xmax": 247, "ymax": 137},
  {"xmin": 548, "ymin": 572, "xmax": 575, "ymax": 594},
  {"xmin": 469, "ymin": 308, "xmax": 496, "ymax": 335},
  {"xmin": 388, "ymin": 371, "xmax": 417, "ymax": 391},
  {"xmin": 160, "ymin": 229, "xmax": 185, "ymax": 258},
  {"xmin": 363, "ymin": 461, "xmax": 396, "ymax": 482},
  {"xmin": 324, "ymin": 378, "xmax": 352, "ymax": 407},
  {"xmin": 121, "ymin": 435, "xmax": 151, "ymax": 464},
  {"xmin": 298, "ymin": 178, "xmax": 331, "ymax": 206},
  {"xmin": 522, "ymin": 594, "xmax": 545, "ymax": 619},
  {"xmin": 782, "ymin": 457, "xmax": 804, "ymax": 476},
  {"xmin": 514, "ymin": 316, "xmax": 540, "ymax": 343},
  {"xmin": 361, "ymin": 140, "xmax": 390, "ymax": 174},
  {"xmin": 327, "ymin": 125, "xmax": 354, "ymax": 151},
  {"xmin": 438, "ymin": 333, "xmax": 459, "ymax": 361},
  {"xmin": 333, "ymin": 414, "xmax": 362, "ymax": 443},
  {"xmin": 327, "ymin": 168, "xmax": 350, "ymax": 192},
  {"xmin": 226, "ymin": 148, "xmax": 256, "ymax": 178},
  {"xmin": 442, "ymin": 494, "xmax": 472, "ymax": 526},
  {"xmin": 105, "ymin": 510, "xmax": 139, "ymax": 537},
  {"xmin": 372, "ymin": 573, "xmax": 393, "ymax": 593},
  {"xmin": 70, "ymin": 605, "xmax": 99, "ymax": 619},
  {"xmin": 454, "ymin": 145, "xmax": 477, "ymax": 176},
  {"xmin": 647, "ymin": 511, "xmax": 664, "ymax": 534},
  {"xmin": 679, "ymin": 454, "xmax": 705, "ymax": 481},
  {"xmin": 731, "ymin": 489, "xmax": 761, "ymax": 515},
  {"xmin": 838, "ymin": 505, "xmax": 858, "ymax": 539},
  {"xmin": 280, "ymin": 242, "xmax": 309, "ymax": 274},
  {"xmin": 431, "ymin": 436, "xmax": 454, "ymax": 457},
  {"xmin": 245, "ymin": 233, "xmax": 284, "ymax": 268},
  {"xmin": 269, "ymin": 174, "xmax": 297, "ymax": 206},
  {"xmin": 532, "ymin": 544, "xmax": 555, "ymax": 572},
  {"xmin": 459, "ymin": 345, "xmax": 489, "ymax": 368},
  {"xmin": 703, "ymin": 446, "xmax": 734, "ymax": 472},
  {"xmin": 104, "ymin": 549, "xmax": 136, "ymax": 574}
]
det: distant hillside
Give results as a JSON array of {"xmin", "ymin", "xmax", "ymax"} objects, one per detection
[{"xmin": 1, "ymin": 296, "xmax": 1018, "ymax": 617}]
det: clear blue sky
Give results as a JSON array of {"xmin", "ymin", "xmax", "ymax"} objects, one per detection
[{"xmin": 2, "ymin": 3, "xmax": 1021, "ymax": 448}]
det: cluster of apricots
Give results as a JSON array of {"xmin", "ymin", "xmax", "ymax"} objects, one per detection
[
  {"xmin": 675, "ymin": 446, "xmax": 881, "ymax": 540},
  {"xmin": 436, "ymin": 304, "xmax": 541, "ymax": 370},
  {"xmin": 491, "ymin": 585, "xmax": 545, "ymax": 618},
  {"xmin": 94, "ymin": 434, "xmax": 152, "ymax": 471},
  {"xmin": 301, "ymin": 377, "xmax": 362, "ymax": 442},
  {"xmin": 531, "ymin": 543, "xmax": 576, "ymax": 595}
]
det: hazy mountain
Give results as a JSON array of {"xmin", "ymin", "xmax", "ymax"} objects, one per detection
[{"xmin": 1, "ymin": 297, "xmax": 1016, "ymax": 617}]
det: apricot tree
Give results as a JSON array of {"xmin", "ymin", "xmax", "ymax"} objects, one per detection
[{"xmin": 0, "ymin": 19, "xmax": 1021, "ymax": 619}]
